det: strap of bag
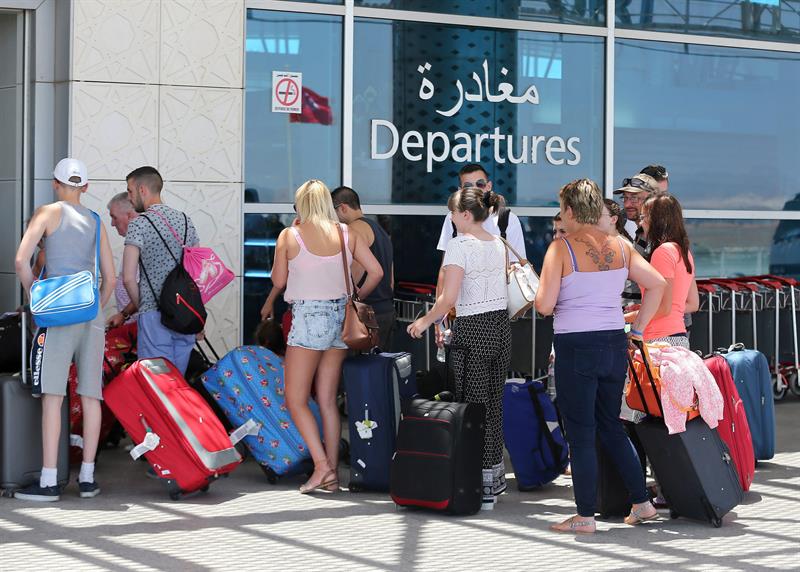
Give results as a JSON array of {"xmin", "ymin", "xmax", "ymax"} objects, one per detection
[
  {"xmin": 137, "ymin": 258, "xmax": 160, "ymax": 311},
  {"xmin": 336, "ymin": 224, "xmax": 354, "ymax": 299},
  {"xmin": 141, "ymin": 214, "xmax": 181, "ymax": 265},
  {"xmin": 38, "ymin": 210, "xmax": 102, "ymax": 287},
  {"xmin": 627, "ymin": 339, "xmax": 665, "ymax": 417},
  {"xmin": 149, "ymin": 208, "xmax": 187, "ymax": 249},
  {"xmin": 527, "ymin": 382, "xmax": 565, "ymax": 468}
]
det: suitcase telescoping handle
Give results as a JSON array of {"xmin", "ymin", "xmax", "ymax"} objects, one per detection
[
  {"xmin": 21, "ymin": 308, "xmax": 27, "ymax": 386},
  {"xmin": 627, "ymin": 339, "xmax": 665, "ymax": 418}
]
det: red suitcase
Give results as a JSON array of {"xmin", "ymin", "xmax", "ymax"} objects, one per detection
[
  {"xmin": 104, "ymin": 357, "xmax": 253, "ymax": 499},
  {"xmin": 705, "ymin": 354, "xmax": 755, "ymax": 492}
]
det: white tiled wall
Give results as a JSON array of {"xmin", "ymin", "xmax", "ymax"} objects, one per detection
[{"xmin": 64, "ymin": 0, "xmax": 245, "ymax": 351}]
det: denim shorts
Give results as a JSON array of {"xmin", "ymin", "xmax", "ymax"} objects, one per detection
[{"xmin": 287, "ymin": 298, "xmax": 348, "ymax": 351}]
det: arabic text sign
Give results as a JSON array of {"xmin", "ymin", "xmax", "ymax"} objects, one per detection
[
  {"xmin": 272, "ymin": 71, "xmax": 302, "ymax": 114},
  {"xmin": 370, "ymin": 60, "xmax": 582, "ymax": 173}
]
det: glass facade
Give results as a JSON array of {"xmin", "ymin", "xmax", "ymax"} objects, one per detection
[
  {"xmin": 245, "ymin": 10, "xmax": 342, "ymax": 204},
  {"xmin": 615, "ymin": 40, "xmax": 800, "ymax": 210},
  {"xmin": 353, "ymin": 19, "xmax": 605, "ymax": 205},
  {"xmin": 243, "ymin": 0, "xmax": 800, "ymax": 340},
  {"xmin": 354, "ymin": 0, "xmax": 605, "ymax": 26},
  {"xmin": 616, "ymin": 0, "xmax": 800, "ymax": 43}
]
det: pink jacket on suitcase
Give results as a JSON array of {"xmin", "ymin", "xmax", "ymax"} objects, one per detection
[
  {"xmin": 104, "ymin": 358, "xmax": 253, "ymax": 498},
  {"xmin": 645, "ymin": 345, "xmax": 724, "ymax": 435}
]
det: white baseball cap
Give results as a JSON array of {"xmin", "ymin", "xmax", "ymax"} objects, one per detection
[{"xmin": 53, "ymin": 158, "xmax": 88, "ymax": 187}]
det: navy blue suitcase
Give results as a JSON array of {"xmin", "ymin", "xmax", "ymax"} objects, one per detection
[
  {"xmin": 502, "ymin": 376, "xmax": 568, "ymax": 490},
  {"xmin": 721, "ymin": 346, "xmax": 775, "ymax": 461},
  {"xmin": 343, "ymin": 352, "xmax": 414, "ymax": 492}
]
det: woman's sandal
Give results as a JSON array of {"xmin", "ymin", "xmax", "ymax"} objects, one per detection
[
  {"xmin": 299, "ymin": 470, "xmax": 338, "ymax": 494},
  {"xmin": 549, "ymin": 515, "xmax": 596, "ymax": 534},
  {"xmin": 624, "ymin": 504, "xmax": 659, "ymax": 525}
]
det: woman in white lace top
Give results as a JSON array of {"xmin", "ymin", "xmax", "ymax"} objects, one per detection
[{"xmin": 408, "ymin": 186, "xmax": 511, "ymax": 510}]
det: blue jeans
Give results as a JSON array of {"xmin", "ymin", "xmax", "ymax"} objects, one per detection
[
  {"xmin": 137, "ymin": 310, "xmax": 196, "ymax": 375},
  {"xmin": 554, "ymin": 329, "xmax": 648, "ymax": 517},
  {"xmin": 287, "ymin": 298, "xmax": 347, "ymax": 351}
]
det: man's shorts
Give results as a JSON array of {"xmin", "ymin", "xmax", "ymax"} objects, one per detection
[
  {"xmin": 31, "ymin": 313, "xmax": 105, "ymax": 400},
  {"xmin": 287, "ymin": 298, "xmax": 347, "ymax": 351}
]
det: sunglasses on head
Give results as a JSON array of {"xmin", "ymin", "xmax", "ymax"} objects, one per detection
[
  {"xmin": 621, "ymin": 178, "xmax": 653, "ymax": 191},
  {"xmin": 460, "ymin": 179, "xmax": 488, "ymax": 190}
]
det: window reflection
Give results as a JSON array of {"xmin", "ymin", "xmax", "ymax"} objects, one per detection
[
  {"xmin": 353, "ymin": 19, "xmax": 604, "ymax": 206},
  {"xmin": 615, "ymin": 40, "xmax": 800, "ymax": 211},
  {"xmin": 245, "ymin": 10, "xmax": 342, "ymax": 204},
  {"xmin": 355, "ymin": 0, "xmax": 606, "ymax": 26},
  {"xmin": 616, "ymin": 0, "xmax": 800, "ymax": 43},
  {"xmin": 686, "ymin": 219, "xmax": 780, "ymax": 278}
]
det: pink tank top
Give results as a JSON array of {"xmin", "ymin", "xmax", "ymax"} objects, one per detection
[{"xmin": 284, "ymin": 223, "xmax": 353, "ymax": 302}]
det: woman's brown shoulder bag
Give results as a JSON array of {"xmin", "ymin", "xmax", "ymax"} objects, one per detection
[{"xmin": 337, "ymin": 224, "xmax": 380, "ymax": 351}]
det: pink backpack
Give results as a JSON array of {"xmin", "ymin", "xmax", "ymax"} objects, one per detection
[{"xmin": 150, "ymin": 209, "xmax": 234, "ymax": 304}]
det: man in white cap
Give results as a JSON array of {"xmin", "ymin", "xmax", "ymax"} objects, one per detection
[{"xmin": 14, "ymin": 158, "xmax": 116, "ymax": 501}]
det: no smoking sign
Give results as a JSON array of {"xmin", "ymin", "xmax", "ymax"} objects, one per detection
[{"xmin": 272, "ymin": 71, "xmax": 302, "ymax": 114}]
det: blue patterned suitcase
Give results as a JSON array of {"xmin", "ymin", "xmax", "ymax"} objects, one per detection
[{"xmin": 200, "ymin": 346, "xmax": 321, "ymax": 481}]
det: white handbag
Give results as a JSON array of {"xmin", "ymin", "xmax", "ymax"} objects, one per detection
[{"xmin": 500, "ymin": 238, "xmax": 539, "ymax": 320}]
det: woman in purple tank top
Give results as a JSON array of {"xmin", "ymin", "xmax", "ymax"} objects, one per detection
[{"xmin": 535, "ymin": 179, "xmax": 666, "ymax": 534}]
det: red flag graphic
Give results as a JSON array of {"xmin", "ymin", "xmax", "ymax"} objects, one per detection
[{"xmin": 289, "ymin": 87, "xmax": 333, "ymax": 125}]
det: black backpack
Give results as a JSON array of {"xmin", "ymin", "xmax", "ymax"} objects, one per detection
[
  {"xmin": 139, "ymin": 213, "xmax": 207, "ymax": 335},
  {"xmin": 452, "ymin": 206, "xmax": 511, "ymax": 239}
]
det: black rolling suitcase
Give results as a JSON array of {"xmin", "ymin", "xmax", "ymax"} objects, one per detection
[
  {"xmin": 629, "ymin": 340, "xmax": 743, "ymax": 527},
  {"xmin": 1, "ymin": 315, "xmax": 70, "ymax": 495},
  {"xmin": 390, "ymin": 397, "xmax": 485, "ymax": 515}
]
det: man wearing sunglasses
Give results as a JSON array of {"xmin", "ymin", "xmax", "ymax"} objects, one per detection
[
  {"xmin": 436, "ymin": 163, "xmax": 526, "ymax": 259},
  {"xmin": 613, "ymin": 172, "xmax": 658, "ymax": 309},
  {"xmin": 434, "ymin": 163, "xmax": 527, "ymax": 339},
  {"xmin": 613, "ymin": 172, "xmax": 658, "ymax": 246}
]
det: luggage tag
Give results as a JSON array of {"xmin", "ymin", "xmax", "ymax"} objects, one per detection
[
  {"xmin": 70, "ymin": 434, "xmax": 84, "ymax": 449},
  {"xmin": 355, "ymin": 409, "xmax": 378, "ymax": 440},
  {"xmin": 229, "ymin": 418, "xmax": 260, "ymax": 446},
  {"xmin": 130, "ymin": 416, "xmax": 161, "ymax": 460}
]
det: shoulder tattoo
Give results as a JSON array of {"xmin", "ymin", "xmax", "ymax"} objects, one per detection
[{"xmin": 574, "ymin": 236, "xmax": 615, "ymax": 271}]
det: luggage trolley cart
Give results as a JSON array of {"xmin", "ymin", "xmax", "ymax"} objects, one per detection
[
  {"xmin": 706, "ymin": 279, "xmax": 756, "ymax": 350},
  {"xmin": 726, "ymin": 278, "xmax": 764, "ymax": 352},
  {"xmin": 757, "ymin": 275, "xmax": 800, "ymax": 398},
  {"xmin": 741, "ymin": 276, "xmax": 791, "ymax": 400},
  {"xmin": 394, "ymin": 282, "xmax": 437, "ymax": 372},
  {"xmin": 693, "ymin": 280, "xmax": 722, "ymax": 355}
]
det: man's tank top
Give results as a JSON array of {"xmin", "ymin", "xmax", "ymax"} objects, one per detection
[
  {"xmin": 357, "ymin": 217, "xmax": 394, "ymax": 314},
  {"xmin": 44, "ymin": 202, "xmax": 97, "ymax": 278}
]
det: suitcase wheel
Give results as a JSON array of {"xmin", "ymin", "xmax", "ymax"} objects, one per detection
[
  {"xmin": 165, "ymin": 479, "xmax": 183, "ymax": 501},
  {"xmin": 260, "ymin": 465, "xmax": 279, "ymax": 485},
  {"xmin": 669, "ymin": 509, "xmax": 679, "ymax": 520},
  {"xmin": 711, "ymin": 517, "xmax": 722, "ymax": 528},
  {"xmin": 349, "ymin": 483, "xmax": 363, "ymax": 493}
]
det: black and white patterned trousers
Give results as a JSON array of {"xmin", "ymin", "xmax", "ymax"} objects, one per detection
[{"xmin": 450, "ymin": 309, "xmax": 512, "ymax": 495}]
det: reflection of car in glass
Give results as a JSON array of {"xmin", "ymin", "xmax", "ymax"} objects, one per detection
[{"xmin": 769, "ymin": 194, "xmax": 800, "ymax": 280}]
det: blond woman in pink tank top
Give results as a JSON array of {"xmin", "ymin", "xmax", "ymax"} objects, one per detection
[{"xmin": 271, "ymin": 180, "xmax": 383, "ymax": 494}]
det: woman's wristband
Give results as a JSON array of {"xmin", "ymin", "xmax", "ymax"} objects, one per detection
[{"xmin": 630, "ymin": 328, "xmax": 643, "ymax": 337}]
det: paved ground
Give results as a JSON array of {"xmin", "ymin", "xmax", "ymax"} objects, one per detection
[{"xmin": 1, "ymin": 399, "xmax": 798, "ymax": 571}]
